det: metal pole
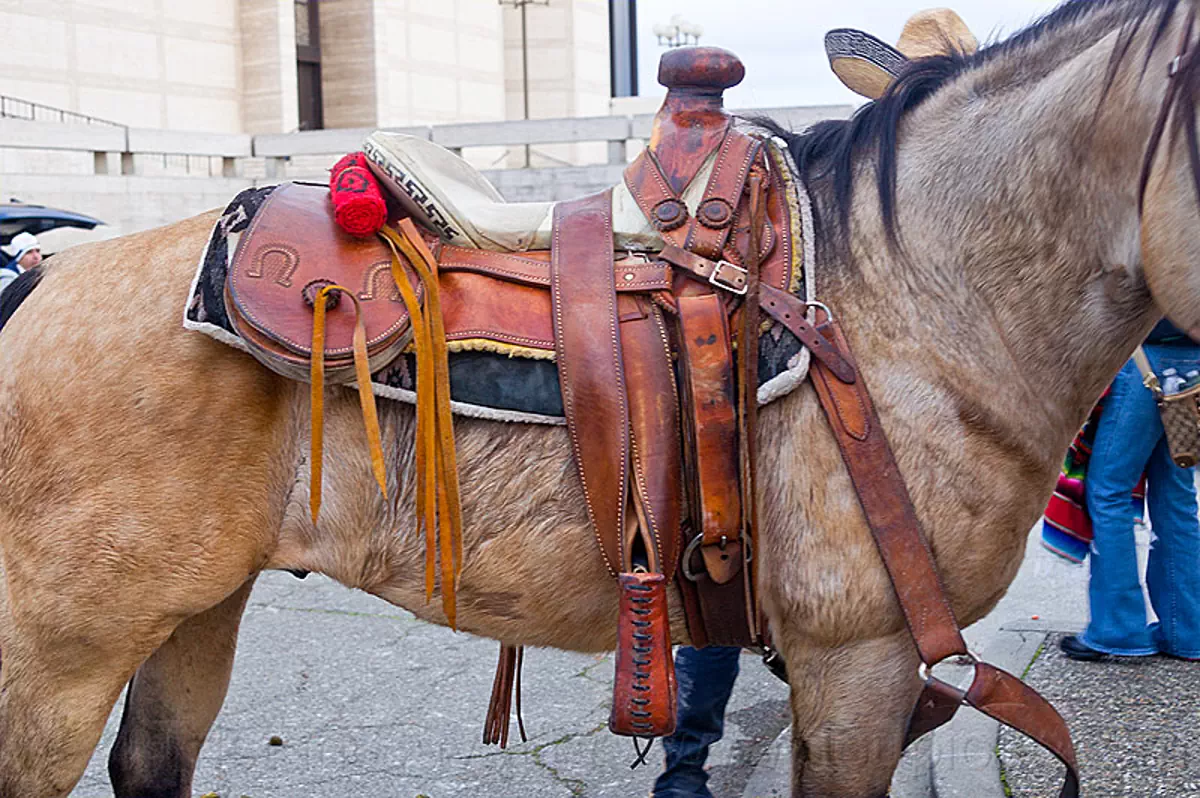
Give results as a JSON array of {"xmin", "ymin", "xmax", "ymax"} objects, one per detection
[{"xmin": 521, "ymin": 1, "xmax": 531, "ymax": 168}]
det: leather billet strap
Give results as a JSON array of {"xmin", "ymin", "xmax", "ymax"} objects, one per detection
[
  {"xmin": 677, "ymin": 293, "xmax": 743, "ymax": 583},
  {"xmin": 551, "ymin": 190, "xmax": 630, "ymax": 577},
  {"xmin": 621, "ymin": 298, "xmax": 684, "ymax": 577},
  {"xmin": 808, "ymin": 316, "xmax": 1080, "ymax": 798}
]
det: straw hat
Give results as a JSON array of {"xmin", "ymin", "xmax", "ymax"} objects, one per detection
[{"xmin": 825, "ymin": 9, "xmax": 979, "ymax": 100}]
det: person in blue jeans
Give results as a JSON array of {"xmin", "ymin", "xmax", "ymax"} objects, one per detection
[
  {"xmin": 1061, "ymin": 319, "xmax": 1200, "ymax": 661},
  {"xmin": 652, "ymin": 646, "xmax": 742, "ymax": 798}
]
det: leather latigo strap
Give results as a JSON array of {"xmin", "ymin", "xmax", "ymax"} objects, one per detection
[
  {"xmin": 677, "ymin": 293, "xmax": 743, "ymax": 585},
  {"xmin": 609, "ymin": 572, "xmax": 677, "ymax": 738},
  {"xmin": 551, "ymin": 190, "xmax": 629, "ymax": 577},
  {"xmin": 620, "ymin": 297, "xmax": 684, "ymax": 577},
  {"xmin": 738, "ymin": 175, "xmax": 765, "ymax": 640},
  {"xmin": 625, "ymin": 127, "xmax": 767, "ymax": 645},
  {"xmin": 809, "ymin": 317, "xmax": 1080, "ymax": 798}
]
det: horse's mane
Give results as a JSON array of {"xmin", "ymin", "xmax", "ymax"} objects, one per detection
[
  {"xmin": 760, "ymin": 0, "xmax": 1184, "ymax": 257},
  {"xmin": 0, "ymin": 266, "xmax": 44, "ymax": 333}
]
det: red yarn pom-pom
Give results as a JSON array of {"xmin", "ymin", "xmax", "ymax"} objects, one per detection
[{"xmin": 330, "ymin": 152, "xmax": 387, "ymax": 238}]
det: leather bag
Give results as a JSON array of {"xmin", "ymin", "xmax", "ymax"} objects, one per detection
[{"xmin": 1133, "ymin": 346, "xmax": 1200, "ymax": 468}]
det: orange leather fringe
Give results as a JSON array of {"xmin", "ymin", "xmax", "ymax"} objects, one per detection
[
  {"xmin": 309, "ymin": 285, "xmax": 389, "ymax": 524},
  {"xmin": 380, "ymin": 222, "xmax": 465, "ymax": 628}
]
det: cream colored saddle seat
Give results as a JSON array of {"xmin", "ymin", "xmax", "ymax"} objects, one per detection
[{"xmin": 363, "ymin": 131, "xmax": 714, "ymax": 253}]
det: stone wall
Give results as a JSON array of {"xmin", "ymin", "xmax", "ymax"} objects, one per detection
[
  {"xmin": 0, "ymin": 103, "xmax": 853, "ymax": 252},
  {"xmin": 502, "ymin": 0, "xmax": 610, "ymax": 168},
  {"xmin": 1, "ymin": 0, "xmax": 544, "ymax": 135},
  {"xmin": 374, "ymin": 0, "xmax": 507, "ymax": 127},
  {"xmin": 0, "ymin": 0, "xmax": 243, "ymax": 132},
  {"xmin": 240, "ymin": 0, "xmax": 300, "ymax": 134}
]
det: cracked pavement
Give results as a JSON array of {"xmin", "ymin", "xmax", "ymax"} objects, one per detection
[{"xmin": 69, "ymin": 571, "xmax": 790, "ymax": 798}]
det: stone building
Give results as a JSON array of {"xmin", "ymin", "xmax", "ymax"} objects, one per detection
[{"xmin": 0, "ymin": 0, "xmax": 613, "ymax": 134}]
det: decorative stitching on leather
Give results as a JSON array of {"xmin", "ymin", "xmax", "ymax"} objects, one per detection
[
  {"xmin": 605, "ymin": 200, "xmax": 631, "ymax": 573},
  {"xmin": 623, "ymin": 579, "xmax": 660, "ymax": 733},
  {"xmin": 441, "ymin": 247, "xmax": 545, "ymax": 269},
  {"xmin": 439, "ymin": 261, "xmax": 549, "ymax": 284},
  {"xmin": 652, "ymin": 306, "xmax": 681, "ymax": 573},
  {"xmin": 818, "ymin": 364, "xmax": 870, "ymax": 441},
  {"xmin": 682, "ymin": 132, "xmax": 738, "ymax": 253},
  {"xmin": 229, "ymin": 186, "xmax": 413, "ymax": 356},
  {"xmin": 765, "ymin": 145, "xmax": 801, "ymax": 294},
  {"xmin": 685, "ymin": 134, "xmax": 763, "ymax": 258},
  {"xmin": 626, "ymin": 152, "xmax": 689, "ymax": 249},
  {"xmin": 552, "ymin": 196, "xmax": 622, "ymax": 578},
  {"xmin": 628, "ymin": 436, "xmax": 662, "ymax": 572},
  {"xmin": 447, "ymin": 330, "xmax": 554, "ymax": 348}
]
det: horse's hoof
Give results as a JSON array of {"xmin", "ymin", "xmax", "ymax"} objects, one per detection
[{"xmin": 1059, "ymin": 635, "xmax": 1107, "ymax": 662}]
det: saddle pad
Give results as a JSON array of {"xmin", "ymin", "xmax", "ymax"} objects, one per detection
[{"xmin": 184, "ymin": 172, "xmax": 816, "ymax": 425}]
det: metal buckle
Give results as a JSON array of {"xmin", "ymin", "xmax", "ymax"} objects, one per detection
[{"xmin": 709, "ymin": 260, "xmax": 748, "ymax": 295}]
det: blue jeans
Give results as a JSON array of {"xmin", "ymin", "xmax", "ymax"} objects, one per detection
[
  {"xmin": 1082, "ymin": 351, "xmax": 1200, "ymax": 658},
  {"xmin": 652, "ymin": 646, "xmax": 741, "ymax": 798}
]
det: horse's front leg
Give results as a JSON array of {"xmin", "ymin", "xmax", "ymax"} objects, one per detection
[{"xmin": 776, "ymin": 628, "xmax": 922, "ymax": 798}]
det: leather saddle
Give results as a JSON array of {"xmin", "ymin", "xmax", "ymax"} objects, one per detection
[
  {"xmin": 220, "ymin": 48, "xmax": 1084, "ymax": 796},
  {"xmin": 226, "ymin": 46, "xmax": 854, "ymax": 746}
]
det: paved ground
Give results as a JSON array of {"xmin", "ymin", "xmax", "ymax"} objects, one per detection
[
  {"xmin": 999, "ymin": 634, "xmax": 1200, "ymax": 798},
  {"xmin": 70, "ymin": 571, "xmax": 791, "ymax": 798},
  {"xmin": 66, "ymin": 522, "xmax": 1089, "ymax": 798}
]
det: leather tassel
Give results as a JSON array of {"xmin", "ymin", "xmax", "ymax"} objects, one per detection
[
  {"xmin": 483, "ymin": 644, "xmax": 527, "ymax": 747},
  {"xmin": 381, "ymin": 234, "xmax": 439, "ymax": 603},
  {"xmin": 309, "ymin": 285, "xmax": 388, "ymax": 525},
  {"xmin": 380, "ymin": 224, "xmax": 464, "ymax": 628},
  {"xmin": 394, "ymin": 219, "xmax": 464, "ymax": 591}
]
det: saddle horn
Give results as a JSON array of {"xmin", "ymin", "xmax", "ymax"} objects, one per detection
[{"xmin": 649, "ymin": 46, "xmax": 744, "ymax": 195}]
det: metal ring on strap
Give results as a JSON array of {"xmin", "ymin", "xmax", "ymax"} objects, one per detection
[
  {"xmin": 681, "ymin": 534, "xmax": 705, "ymax": 582},
  {"xmin": 918, "ymin": 651, "xmax": 978, "ymax": 683}
]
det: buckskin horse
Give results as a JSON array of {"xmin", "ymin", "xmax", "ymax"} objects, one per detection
[{"xmin": 4, "ymin": 0, "xmax": 1200, "ymax": 795}]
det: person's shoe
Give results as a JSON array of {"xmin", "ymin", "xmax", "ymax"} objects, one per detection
[{"xmin": 1060, "ymin": 635, "xmax": 1107, "ymax": 661}]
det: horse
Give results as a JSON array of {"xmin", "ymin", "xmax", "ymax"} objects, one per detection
[{"xmin": 3, "ymin": 0, "xmax": 1200, "ymax": 795}]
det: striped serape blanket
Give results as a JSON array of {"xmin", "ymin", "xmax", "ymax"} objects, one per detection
[{"xmin": 1041, "ymin": 390, "xmax": 1146, "ymax": 563}]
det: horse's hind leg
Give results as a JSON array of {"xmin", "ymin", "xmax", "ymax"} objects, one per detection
[
  {"xmin": 108, "ymin": 579, "xmax": 256, "ymax": 798},
  {"xmin": 781, "ymin": 632, "xmax": 923, "ymax": 798},
  {"xmin": 0, "ymin": 588, "xmax": 181, "ymax": 798}
]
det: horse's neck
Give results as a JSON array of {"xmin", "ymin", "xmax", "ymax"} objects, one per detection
[{"xmin": 825, "ymin": 11, "xmax": 1184, "ymax": 464}]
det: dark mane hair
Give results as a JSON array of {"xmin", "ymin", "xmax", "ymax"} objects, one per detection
[
  {"xmin": 0, "ymin": 266, "xmax": 44, "ymax": 333},
  {"xmin": 759, "ymin": 0, "xmax": 1183, "ymax": 257}
]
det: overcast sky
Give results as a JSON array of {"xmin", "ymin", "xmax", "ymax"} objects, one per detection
[{"xmin": 634, "ymin": 0, "xmax": 1066, "ymax": 108}]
